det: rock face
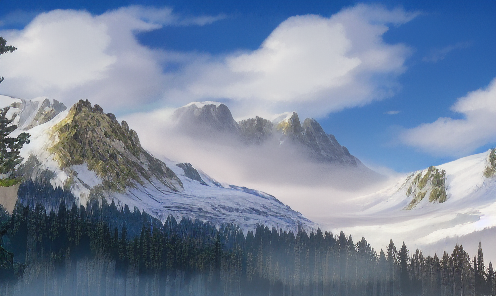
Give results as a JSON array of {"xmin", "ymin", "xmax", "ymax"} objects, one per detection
[
  {"xmin": 176, "ymin": 163, "xmax": 207, "ymax": 185},
  {"xmin": 238, "ymin": 116, "xmax": 273, "ymax": 145},
  {"xmin": 48, "ymin": 100, "xmax": 183, "ymax": 194},
  {"xmin": 173, "ymin": 102, "xmax": 362, "ymax": 166},
  {"xmin": 172, "ymin": 102, "xmax": 239, "ymax": 136},
  {"xmin": 275, "ymin": 113, "xmax": 359, "ymax": 166},
  {"xmin": 484, "ymin": 148, "xmax": 496, "ymax": 178},
  {"xmin": 403, "ymin": 166, "xmax": 448, "ymax": 210}
]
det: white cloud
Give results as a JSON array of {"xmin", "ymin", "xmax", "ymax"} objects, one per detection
[
  {"xmin": 161, "ymin": 4, "xmax": 416, "ymax": 119},
  {"xmin": 400, "ymin": 78, "xmax": 496, "ymax": 156},
  {"xmin": 0, "ymin": 6, "xmax": 222, "ymax": 113},
  {"xmin": 385, "ymin": 110, "xmax": 400, "ymax": 115},
  {"xmin": 0, "ymin": 4, "xmax": 415, "ymax": 119}
]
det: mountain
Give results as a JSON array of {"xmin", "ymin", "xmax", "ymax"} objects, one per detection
[
  {"xmin": 1, "ymin": 95, "xmax": 314, "ymax": 232},
  {"xmin": 361, "ymin": 149, "xmax": 496, "ymax": 213},
  {"xmin": 331, "ymin": 148, "xmax": 496, "ymax": 262},
  {"xmin": 172, "ymin": 102, "xmax": 361, "ymax": 166}
]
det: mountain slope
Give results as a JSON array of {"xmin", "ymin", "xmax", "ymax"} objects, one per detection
[
  {"xmin": 329, "ymin": 149, "xmax": 496, "ymax": 262},
  {"xmin": 1, "ymin": 96, "xmax": 314, "ymax": 232}
]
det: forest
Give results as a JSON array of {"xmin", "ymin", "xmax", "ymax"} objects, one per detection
[{"xmin": 0, "ymin": 180, "xmax": 495, "ymax": 296}]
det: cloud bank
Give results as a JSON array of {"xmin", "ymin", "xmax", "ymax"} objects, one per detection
[
  {"xmin": 0, "ymin": 7, "xmax": 221, "ymax": 113},
  {"xmin": 1, "ymin": 4, "xmax": 416, "ymax": 119},
  {"xmin": 400, "ymin": 77, "xmax": 496, "ymax": 156},
  {"xmin": 162, "ymin": 4, "xmax": 416, "ymax": 118}
]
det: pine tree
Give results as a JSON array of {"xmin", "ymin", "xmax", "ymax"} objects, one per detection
[
  {"xmin": 487, "ymin": 262, "xmax": 495, "ymax": 296},
  {"xmin": 475, "ymin": 242, "xmax": 487, "ymax": 295},
  {"xmin": 0, "ymin": 37, "xmax": 29, "ymax": 184}
]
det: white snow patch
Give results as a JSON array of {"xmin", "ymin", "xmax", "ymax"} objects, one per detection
[
  {"xmin": 185, "ymin": 101, "xmax": 223, "ymax": 108},
  {"xmin": 72, "ymin": 164, "xmax": 102, "ymax": 188}
]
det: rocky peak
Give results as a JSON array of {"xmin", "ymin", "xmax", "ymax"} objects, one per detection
[
  {"xmin": 301, "ymin": 118, "xmax": 357, "ymax": 165},
  {"xmin": 276, "ymin": 112, "xmax": 304, "ymax": 137},
  {"xmin": 173, "ymin": 102, "xmax": 363, "ymax": 167},
  {"xmin": 48, "ymin": 99, "xmax": 182, "ymax": 195},
  {"xmin": 172, "ymin": 102, "xmax": 239, "ymax": 135}
]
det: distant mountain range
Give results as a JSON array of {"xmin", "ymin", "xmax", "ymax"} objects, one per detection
[{"xmin": 172, "ymin": 101, "xmax": 361, "ymax": 166}]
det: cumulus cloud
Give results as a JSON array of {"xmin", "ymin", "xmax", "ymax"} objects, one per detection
[
  {"xmin": 161, "ymin": 4, "xmax": 416, "ymax": 119},
  {"xmin": 1, "ymin": 4, "xmax": 415, "ymax": 119},
  {"xmin": 0, "ymin": 6, "xmax": 222, "ymax": 113},
  {"xmin": 400, "ymin": 77, "xmax": 496, "ymax": 156}
]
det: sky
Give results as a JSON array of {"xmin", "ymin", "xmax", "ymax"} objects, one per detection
[{"xmin": 0, "ymin": 0, "xmax": 495, "ymax": 173}]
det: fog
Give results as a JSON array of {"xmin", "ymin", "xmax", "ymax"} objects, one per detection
[{"xmin": 123, "ymin": 110, "xmax": 388, "ymax": 222}]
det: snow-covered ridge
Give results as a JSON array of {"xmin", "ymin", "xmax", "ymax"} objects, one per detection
[{"xmin": 0, "ymin": 95, "xmax": 67, "ymax": 130}]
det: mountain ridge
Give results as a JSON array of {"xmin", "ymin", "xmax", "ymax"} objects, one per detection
[
  {"xmin": 1, "ymin": 95, "xmax": 315, "ymax": 232},
  {"xmin": 172, "ymin": 102, "xmax": 361, "ymax": 166}
]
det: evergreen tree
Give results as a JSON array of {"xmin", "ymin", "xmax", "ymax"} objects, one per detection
[
  {"xmin": 398, "ymin": 242, "xmax": 410, "ymax": 295},
  {"xmin": 475, "ymin": 242, "xmax": 487, "ymax": 295},
  {"xmin": 487, "ymin": 262, "xmax": 495, "ymax": 296},
  {"xmin": 0, "ymin": 37, "xmax": 29, "ymax": 184}
]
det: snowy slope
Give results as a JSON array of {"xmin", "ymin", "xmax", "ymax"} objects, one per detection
[
  {"xmin": 325, "ymin": 150, "xmax": 496, "ymax": 261},
  {"xmin": 112, "ymin": 157, "xmax": 315, "ymax": 232},
  {"xmin": 2, "ymin": 97, "xmax": 314, "ymax": 232}
]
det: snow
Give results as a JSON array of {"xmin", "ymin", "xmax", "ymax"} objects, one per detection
[
  {"xmin": 321, "ymin": 149, "xmax": 496, "ymax": 262},
  {"xmin": 185, "ymin": 101, "xmax": 223, "ymax": 108}
]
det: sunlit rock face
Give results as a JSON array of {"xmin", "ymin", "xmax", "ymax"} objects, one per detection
[
  {"xmin": 48, "ymin": 99, "xmax": 183, "ymax": 195},
  {"xmin": 484, "ymin": 148, "xmax": 496, "ymax": 178},
  {"xmin": 403, "ymin": 166, "xmax": 448, "ymax": 210},
  {"xmin": 275, "ymin": 114, "xmax": 359, "ymax": 166}
]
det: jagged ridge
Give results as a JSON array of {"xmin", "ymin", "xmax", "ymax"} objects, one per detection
[
  {"xmin": 49, "ymin": 100, "xmax": 182, "ymax": 194},
  {"xmin": 174, "ymin": 103, "xmax": 360, "ymax": 166}
]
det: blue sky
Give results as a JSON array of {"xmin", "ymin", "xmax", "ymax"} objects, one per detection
[{"xmin": 1, "ymin": 0, "xmax": 495, "ymax": 173}]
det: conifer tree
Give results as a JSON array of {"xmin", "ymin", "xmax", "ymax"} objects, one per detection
[{"xmin": 0, "ymin": 37, "xmax": 29, "ymax": 184}]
